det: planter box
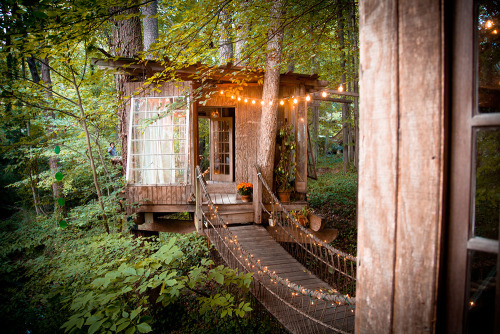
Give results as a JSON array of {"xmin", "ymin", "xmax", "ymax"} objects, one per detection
[{"xmin": 308, "ymin": 213, "xmax": 325, "ymax": 232}]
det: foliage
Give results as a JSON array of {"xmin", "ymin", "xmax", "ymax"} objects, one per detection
[
  {"xmin": 236, "ymin": 182, "xmax": 253, "ymax": 196},
  {"xmin": 0, "ymin": 211, "xmax": 255, "ymax": 334},
  {"xmin": 274, "ymin": 125, "xmax": 296, "ymax": 192},
  {"xmin": 308, "ymin": 155, "xmax": 357, "ymax": 254}
]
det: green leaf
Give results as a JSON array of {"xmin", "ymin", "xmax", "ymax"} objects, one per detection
[
  {"xmin": 214, "ymin": 272, "xmax": 224, "ymax": 285},
  {"xmin": 125, "ymin": 326, "xmax": 136, "ymax": 334},
  {"xmin": 116, "ymin": 320, "xmax": 131, "ymax": 332},
  {"xmin": 88, "ymin": 318, "xmax": 106, "ymax": 334},
  {"xmin": 130, "ymin": 307, "xmax": 141, "ymax": 320},
  {"xmin": 137, "ymin": 323, "xmax": 152, "ymax": 333}
]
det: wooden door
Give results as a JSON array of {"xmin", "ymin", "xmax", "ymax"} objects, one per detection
[{"xmin": 210, "ymin": 117, "xmax": 233, "ymax": 182}]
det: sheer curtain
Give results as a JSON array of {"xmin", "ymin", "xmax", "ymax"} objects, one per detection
[{"xmin": 128, "ymin": 97, "xmax": 188, "ymax": 185}]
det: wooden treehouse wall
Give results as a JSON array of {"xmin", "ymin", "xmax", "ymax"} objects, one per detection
[{"xmin": 123, "ymin": 81, "xmax": 307, "ymax": 212}]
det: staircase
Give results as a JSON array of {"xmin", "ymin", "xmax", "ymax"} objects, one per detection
[{"xmin": 202, "ymin": 193, "xmax": 254, "ymax": 224}]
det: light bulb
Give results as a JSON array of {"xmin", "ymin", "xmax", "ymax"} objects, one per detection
[
  {"xmin": 244, "ymin": 98, "xmax": 248, "ymax": 103},
  {"xmin": 269, "ymin": 100, "xmax": 273, "ymax": 105},
  {"xmin": 305, "ymin": 95, "xmax": 311, "ymax": 101},
  {"xmin": 338, "ymin": 85, "xmax": 343, "ymax": 92},
  {"xmin": 252, "ymin": 100, "xmax": 256, "ymax": 104},
  {"xmin": 280, "ymin": 100, "xmax": 284, "ymax": 105},
  {"xmin": 486, "ymin": 20, "xmax": 493, "ymax": 29},
  {"xmin": 237, "ymin": 97, "xmax": 241, "ymax": 101},
  {"xmin": 220, "ymin": 90, "xmax": 224, "ymax": 95},
  {"xmin": 321, "ymin": 91, "xmax": 327, "ymax": 98},
  {"xmin": 293, "ymin": 98, "xmax": 298, "ymax": 104},
  {"xmin": 260, "ymin": 100, "xmax": 264, "ymax": 105}
]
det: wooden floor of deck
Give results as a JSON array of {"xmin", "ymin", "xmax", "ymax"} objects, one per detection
[{"xmin": 226, "ymin": 225, "xmax": 355, "ymax": 333}]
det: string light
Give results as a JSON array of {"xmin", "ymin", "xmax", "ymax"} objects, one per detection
[
  {"xmin": 220, "ymin": 90, "xmax": 224, "ymax": 95},
  {"xmin": 260, "ymin": 100, "xmax": 264, "ymax": 105},
  {"xmin": 252, "ymin": 100, "xmax": 256, "ymax": 104},
  {"xmin": 305, "ymin": 95, "xmax": 311, "ymax": 101},
  {"xmin": 237, "ymin": 97, "xmax": 241, "ymax": 101},
  {"xmin": 338, "ymin": 85, "xmax": 343, "ymax": 92},
  {"xmin": 280, "ymin": 100, "xmax": 284, "ymax": 105},
  {"xmin": 293, "ymin": 98, "xmax": 298, "ymax": 104},
  {"xmin": 244, "ymin": 98, "xmax": 248, "ymax": 103},
  {"xmin": 321, "ymin": 91, "xmax": 327, "ymax": 97},
  {"xmin": 486, "ymin": 20, "xmax": 493, "ymax": 29}
]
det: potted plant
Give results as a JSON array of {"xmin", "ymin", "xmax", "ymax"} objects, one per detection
[
  {"xmin": 291, "ymin": 206, "xmax": 310, "ymax": 227},
  {"xmin": 274, "ymin": 125, "xmax": 296, "ymax": 203},
  {"xmin": 237, "ymin": 182, "xmax": 253, "ymax": 202}
]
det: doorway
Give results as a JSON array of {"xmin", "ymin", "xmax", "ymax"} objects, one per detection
[{"xmin": 198, "ymin": 107, "xmax": 235, "ymax": 183}]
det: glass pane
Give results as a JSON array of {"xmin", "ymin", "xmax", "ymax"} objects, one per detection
[
  {"xmin": 465, "ymin": 250, "xmax": 497, "ymax": 333},
  {"xmin": 474, "ymin": 128, "xmax": 500, "ymax": 239},
  {"xmin": 477, "ymin": 1, "xmax": 500, "ymax": 114}
]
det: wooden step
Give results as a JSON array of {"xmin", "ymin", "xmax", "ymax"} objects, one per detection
[{"xmin": 203, "ymin": 204, "xmax": 254, "ymax": 224}]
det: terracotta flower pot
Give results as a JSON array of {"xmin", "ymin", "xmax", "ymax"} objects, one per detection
[
  {"xmin": 240, "ymin": 194, "xmax": 252, "ymax": 202},
  {"xmin": 278, "ymin": 191, "xmax": 291, "ymax": 203}
]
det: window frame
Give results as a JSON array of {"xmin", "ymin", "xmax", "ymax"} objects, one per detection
[
  {"xmin": 443, "ymin": 0, "xmax": 500, "ymax": 332},
  {"xmin": 126, "ymin": 96, "xmax": 190, "ymax": 185}
]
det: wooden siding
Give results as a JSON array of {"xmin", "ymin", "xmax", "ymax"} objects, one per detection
[
  {"xmin": 127, "ymin": 185, "xmax": 194, "ymax": 210},
  {"xmin": 357, "ymin": 1, "xmax": 445, "ymax": 333}
]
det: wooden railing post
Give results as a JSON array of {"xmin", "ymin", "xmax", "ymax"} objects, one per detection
[
  {"xmin": 194, "ymin": 166, "xmax": 203, "ymax": 233},
  {"xmin": 253, "ymin": 166, "xmax": 262, "ymax": 224}
]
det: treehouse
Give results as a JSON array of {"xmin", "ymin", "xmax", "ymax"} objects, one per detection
[{"xmin": 94, "ymin": 58, "xmax": 328, "ymax": 229}]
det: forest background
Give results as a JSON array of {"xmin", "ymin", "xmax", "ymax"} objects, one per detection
[{"xmin": 0, "ymin": 0, "xmax": 359, "ymax": 333}]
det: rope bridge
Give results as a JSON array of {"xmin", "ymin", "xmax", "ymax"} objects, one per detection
[{"xmin": 196, "ymin": 166, "xmax": 357, "ymax": 333}]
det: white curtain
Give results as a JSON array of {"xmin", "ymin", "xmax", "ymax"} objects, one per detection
[{"xmin": 128, "ymin": 97, "xmax": 188, "ymax": 185}]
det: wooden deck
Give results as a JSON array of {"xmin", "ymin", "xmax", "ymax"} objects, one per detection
[{"xmin": 227, "ymin": 225, "xmax": 355, "ymax": 333}]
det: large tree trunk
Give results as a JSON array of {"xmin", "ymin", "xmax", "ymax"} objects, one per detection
[
  {"xmin": 234, "ymin": 0, "xmax": 250, "ymax": 65},
  {"xmin": 257, "ymin": 0, "xmax": 284, "ymax": 193},
  {"xmin": 141, "ymin": 0, "xmax": 158, "ymax": 57},
  {"xmin": 218, "ymin": 8, "xmax": 233, "ymax": 64},
  {"xmin": 110, "ymin": 5, "xmax": 143, "ymax": 177}
]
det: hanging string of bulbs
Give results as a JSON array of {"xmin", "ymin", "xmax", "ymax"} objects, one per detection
[{"xmin": 217, "ymin": 84, "xmax": 346, "ymax": 106}]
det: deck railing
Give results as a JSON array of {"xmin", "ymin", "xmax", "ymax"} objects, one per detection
[
  {"xmin": 254, "ymin": 165, "xmax": 357, "ymax": 297},
  {"xmin": 195, "ymin": 166, "xmax": 356, "ymax": 333}
]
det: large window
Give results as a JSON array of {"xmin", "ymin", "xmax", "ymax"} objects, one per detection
[{"xmin": 126, "ymin": 97, "xmax": 190, "ymax": 185}]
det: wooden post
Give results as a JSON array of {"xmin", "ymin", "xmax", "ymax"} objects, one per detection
[
  {"xmin": 253, "ymin": 167, "xmax": 262, "ymax": 224},
  {"xmin": 194, "ymin": 168, "xmax": 203, "ymax": 233},
  {"xmin": 357, "ymin": 0, "xmax": 445, "ymax": 333}
]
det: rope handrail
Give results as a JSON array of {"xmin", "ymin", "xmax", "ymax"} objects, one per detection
[
  {"xmin": 254, "ymin": 165, "xmax": 357, "ymax": 297},
  {"xmin": 195, "ymin": 166, "xmax": 356, "ymax": 307},
  {"xmin": 255, "ymin": 165, "xmax": 356, "ymax": 261}
]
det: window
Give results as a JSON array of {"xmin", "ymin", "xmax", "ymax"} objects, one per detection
[
  {"xmin": 445, "ymin": 0, "xmax": 500, "ymax": 332},
  {"xmin": 126, "ymin": 97, "xmax": 190, "ymax": 185}
]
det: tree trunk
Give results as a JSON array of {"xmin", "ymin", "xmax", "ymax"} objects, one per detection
[
  {"xmin": 141, "ymin": 0, "xmax": 158, "ymax": 57},
  {"xmin": 218, "ymin": 8, "xmax": 233, "ymax": 64},
  {"xmin": 25, "ymin": 56, "xmax": 45, "ymax": 215},
  {"xmin": 110, "ymin": 5, "xmax": 143, "ymax": 177},
  {"xmin": 312, "ymin": 103, "xmax": 319, "ymax": 160},
  {"xmin": 234, "ymin": 0, "xmax": 250, "ymax": 65},
  {"xmin": 71, "ymin": 67, "xmax": 110, "ymax": 234},
  {"xmin": 257, "ymin": 0, "xmax": 284, "ymax": 193},
  {"xmin": 338, "ymin": 9, "xmax": 350, "ymax": 172},
  {"xmin": 41, "ymin": 57, "xmax": 63, "ymax": 213}
]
